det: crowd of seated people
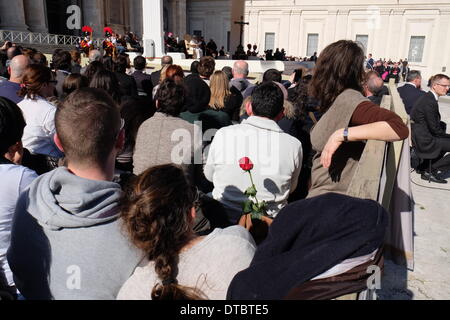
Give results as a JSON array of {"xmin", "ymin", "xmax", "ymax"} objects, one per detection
[{"xmin": 0, "ymin": 39, "xmax": 430, "ymax": 301}]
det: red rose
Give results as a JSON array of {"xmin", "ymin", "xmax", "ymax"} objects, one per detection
[{"xmin": 239, "ymin": 157, "xmax": 254, "ymax": 171}]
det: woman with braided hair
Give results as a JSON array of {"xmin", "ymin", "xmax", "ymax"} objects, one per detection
[{"xmin": 117, "ymin": 164, "xmax": 255, "ymax": 300}]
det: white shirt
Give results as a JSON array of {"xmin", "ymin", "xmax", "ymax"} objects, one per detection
[
  {"xmin": 0, "ymin": 163, "xmax": 37, "ymax": 287},
  {"xmin": 204, "ymin": 116, "xmax": 303, "ymax": 218},
  {"xmin": 431, "ymin": 89, "xmax": 439, "ymax": 101},
  {"xmin": 18, "ymin": 96, "xmax": 62, "ymax": 158},
  {"xmin": 117, "ymin": 226, "xmax": 256, "ymax": 300}
]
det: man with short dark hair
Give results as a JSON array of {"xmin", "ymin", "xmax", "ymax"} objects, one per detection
[
  {"xmin": 115, "ymin": 55, "xmax": 138, "ymax": 100},
  {"xmin": 398, "ymin": 70, "xmax": 426, "ymax": 115},
  {"xmin": 131, "ymin": 55, "xmax": 153, "ymax": 97},
  {"xmin": 52, "ymin": 50, "xmax": 72, "ymax": 98},
  {"xmin": 366, "ymin": 54, "xmax": 374, "ymax": 70},
  {"xmin": 205, "ymin": 82, "xmax": 303, "ymax": 223},
  {"xmin": 184, "ymin": 56, "xmax": 213, "ymax": 113},
  {"xmin": 151, "ymin": 55, "xmax": 173, "ymax": 87},
  {"xmin": 7, "ymin": 88, "xmax": 143, "ymax": 299},
  {"xmin": 411, "ymin": 74, "xmax": 450, "ymax": 183}
]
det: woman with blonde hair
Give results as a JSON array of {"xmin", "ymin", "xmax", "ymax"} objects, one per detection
[{"xmin": 209, "ymin": 70, "xmax": 242, "ymax": 121}]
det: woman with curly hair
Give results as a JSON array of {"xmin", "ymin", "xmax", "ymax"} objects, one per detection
[
  {"xmin": 306, "ymin": 40, "xmax": 409, "ymax": 199},
  {"xmin": 117, "ymin": 164, "xmax": 255, "ymax": 300}
]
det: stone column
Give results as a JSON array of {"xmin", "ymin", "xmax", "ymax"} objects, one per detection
[
  {"xmin": 23, "ymin": 0, "xmax": 48, "ymax": 33},
  {"xmin": 142, "ymin": 0, "xmax": 165, "ymax": 58},
  {"xmin": 169, "ymin": 0, "xmax": 186, "ymax": 39},
  {"xmin": 82, "ymin": 0, "xmax": 105, "ymax": 37},
  {"xmin": 0, "ymin": 0, "xmax": 29, "ymax": 31},
  {"xmin": 230, "ymin": 0, "xmax": 245, "ymax": 54},
  {"xmin": 130, "ymin": 0, "xmax": 143, "ymax": 38}
]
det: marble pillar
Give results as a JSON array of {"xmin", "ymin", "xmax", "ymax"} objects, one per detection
[
  {"xmin": 23, "ymin": 0, "xmax": 48, "ymax": 33},
  {"xmin": 142, "ymin": 0, "xmax": 165, "ymax": 58},
  {"xmin": 0, "ymin": 0, "xmax": 29, "ymax": 31},
  {"xmin": 82, "ymin": 0, "xmax": 105, "ymax": 37}
]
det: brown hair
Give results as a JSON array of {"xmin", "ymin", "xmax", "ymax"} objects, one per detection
[
  {"xmin": 209, "ymin": 71, "xmax": 230, "ymax": 110},
  {"xmin": 55, "ymin": 88, "xmax": 121, "ymax": 167},
  {"xmin": 120, "ymin": 165, "xmax": 205, "ymax": 300},
  {"xmin": 309, "ymin": 40, "xmax": 365, "ymax": 112},
  {"xmin": 430, "ymin": 74, "xmax": 450, "ymax": 87},
  {"xmin": 198, "ymin": 56, "xmax": 216, "ymax": 78},
  {"xmin": 71, "ymin": 49, "xmax": 81, "ymax": 63},
  {"xmin": 18, "ymin": 64, "xmax": 53, "ymax": 100},
  {"xmin": 165, "ymin": 64, "xmax": 184, "ymax": 84},
  {"xmin": 63, "ymin": 74, "xmax": 89, "ymax": 96},
  {"xmin": 32, "ymin": 52, "xmax": 48, "ymax": 66}
]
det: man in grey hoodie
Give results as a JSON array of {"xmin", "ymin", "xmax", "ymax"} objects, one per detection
[{"xmin": 7, "ymin": 88, "xmax": 143, "ymax": 300}]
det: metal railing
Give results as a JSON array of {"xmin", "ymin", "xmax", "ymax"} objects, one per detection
[{"xmin": 0, "ymin": 29, "xmax": 103, "ymax": 48}]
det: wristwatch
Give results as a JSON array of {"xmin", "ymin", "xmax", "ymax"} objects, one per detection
[{"xmin": 343, "ymin": 127, "xmax": 349, "ymax": 142}]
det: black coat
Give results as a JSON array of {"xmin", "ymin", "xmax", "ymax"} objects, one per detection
[
  {"xmin": 115, "ymin": 72, "xmax": 138, "ymax": 100},
  {"xmin": 131, "ymin": 70, "xmax": 153, "ymax": 96},
  {"xmin": 227, "ymin": 193, "xmax": 388, "ymax": 300},
  {"xmin": 184, "ymin": 74, "xmax": 211, "ymax": 113},
  {"xmin": 151, "ymin": 70, "xmax": 161, "ymax": 88},
  {"xmin": 410, "ymin": 91, "xmax": 450, "ymax": 159},
  {"xmin": 398, "ymin": 84, "xmax": 426, "ymax": 115}
]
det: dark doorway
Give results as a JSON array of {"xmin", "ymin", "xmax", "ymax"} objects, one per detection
[{"xmin": 46, "ymin": 0, "xmax": 82, "ymax": 35}]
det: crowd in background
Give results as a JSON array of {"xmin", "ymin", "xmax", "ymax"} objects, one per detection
[{"xmin": 0, "ymin": 37, "xmax": 447, "ymax": 301}]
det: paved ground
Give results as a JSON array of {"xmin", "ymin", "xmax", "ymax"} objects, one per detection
[{"xmin": 378, "ymin": 96, "xmax": 450, "ymax": 300}]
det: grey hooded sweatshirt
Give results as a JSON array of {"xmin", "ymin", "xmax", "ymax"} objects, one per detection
[{"xmin": 7, "ymin": 167, "xmax": 143, "ymax": 300}]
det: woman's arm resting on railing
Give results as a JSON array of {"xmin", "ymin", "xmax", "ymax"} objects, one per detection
[{"xmin": 321, "ymin": 121, "xmax": 408, "ymax": 169}]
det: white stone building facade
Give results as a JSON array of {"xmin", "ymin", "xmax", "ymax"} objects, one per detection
[{"xmin": 241, "ymin": 0, "xmax": 450, "ymax": 78}]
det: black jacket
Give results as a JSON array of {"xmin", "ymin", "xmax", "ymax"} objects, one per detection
[
  {"xmin": 226, "ymin": 193, "xmax": 388, "ymax": 300},
  {"xmin": 115, "ymin": 72, "xmax": 138, "ymax": 100},
  {"xmin": 410, "ymin": 91, "xmax": 450, "ymax": 159},
  {"xmin": 184, "ymin": 74, "xmax": 211, "ymax": 113},
  {"xmin": 398, "ymin": 84, "xmax": 426, "ymax": 115},
  {"xmin": 151, "ymin": 70, "xmax": 161, "ymax": 88},
  {"xmin": 131, "ymin": 70, "xmax": 153, "ymax": 96}
]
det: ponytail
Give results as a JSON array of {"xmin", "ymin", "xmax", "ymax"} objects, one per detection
[{"xmin": 120, "ymin": 165, "xmax": 206, "ymax": 300}]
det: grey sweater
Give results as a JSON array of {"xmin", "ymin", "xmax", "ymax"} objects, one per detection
[
  {"xmin": 133, "ymin": 112, "xmax": 201, "ymax": 178},
  {"xmin": 7, "ymin": 168, "xmax": 143, "ymax": 300}
]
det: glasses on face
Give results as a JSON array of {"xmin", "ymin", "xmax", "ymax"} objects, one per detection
[{"xmin": 436, "ymin": 83, "xmax": 450, "ymax": 89}]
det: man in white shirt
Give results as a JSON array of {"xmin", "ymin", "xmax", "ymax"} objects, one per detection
[
  {"xmin": 204, "ymin": 82, "xmax": 303, "ymax": 223},
  {"xmin": 190, "ymin": 36, "xmax": 203, "ymax": 59}
]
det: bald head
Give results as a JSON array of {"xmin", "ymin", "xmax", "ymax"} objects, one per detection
[
  {"xmin": 89, "ymin": 49, "xmax": 102, "ymax": 63},
  {"xmin": 161, "ymin": 55, "xmax": 173, "ymax": 66},
  {"xmin": 233, "ymin": 60, "xmax": 249, "ymax": 79},
  {"xmin": 9, "ymin": 55, "xmax": 30, "ymax": 83}
]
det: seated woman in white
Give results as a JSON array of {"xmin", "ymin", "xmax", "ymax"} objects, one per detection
[
  {"xmin": 17, "ymin": 64, "xmax": 63, "ymax": 158},
  {"xmin": 117, "ymin": 164, "xmax": 256, "ymax": 300}
]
